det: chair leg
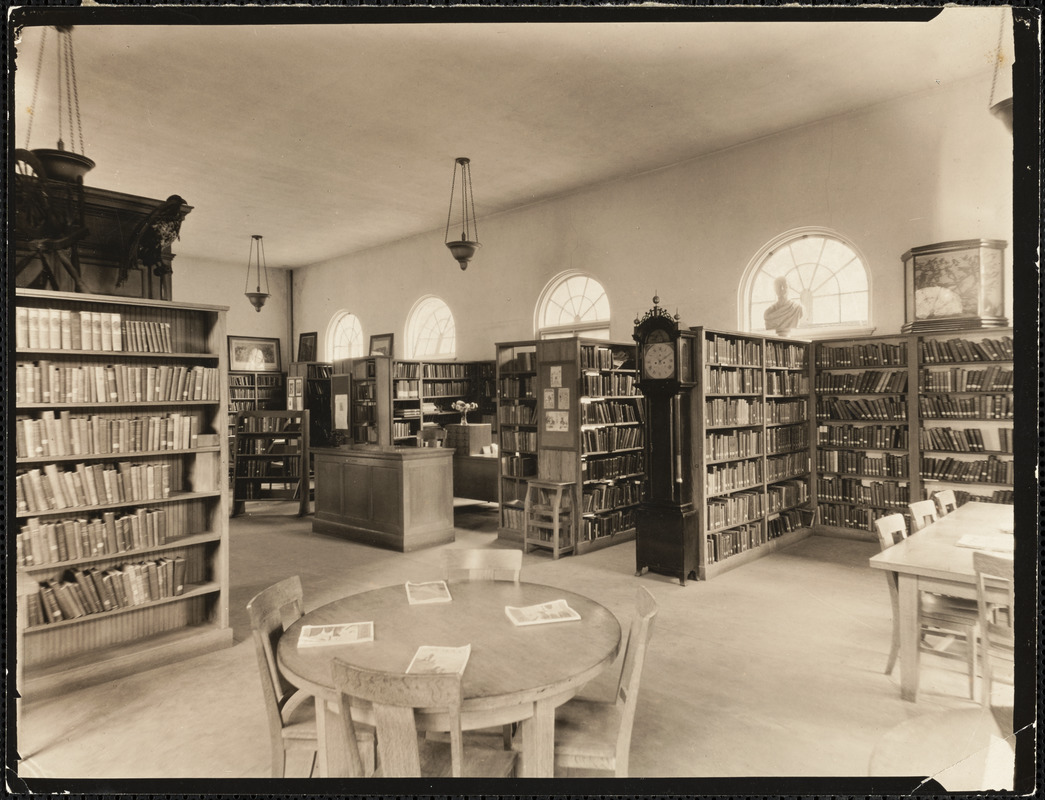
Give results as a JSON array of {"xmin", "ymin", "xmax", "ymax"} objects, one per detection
[
  {"xmin": 980, "ymin": 634, "xmax": 993, "ymax": 707},
  {"xmin": 885, "ymin": 619, "xmax": 900, "ymax": 675},
  {"xmin": 965, "ymin": 625, "xmax": 977, "ymax": 701}
]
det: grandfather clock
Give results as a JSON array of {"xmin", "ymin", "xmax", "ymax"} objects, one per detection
[{"xmin": 633, "ymin": 296, "xmax": 700, "ymax": 585}]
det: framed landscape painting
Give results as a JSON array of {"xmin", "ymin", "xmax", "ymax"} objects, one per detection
[
  {"xmin": 369, "ymin": 333, "xmax": 394, "ymax": 358},
  {"xmin": 228, "ymin": 336, "xmax": 282, "ymax": 372}
]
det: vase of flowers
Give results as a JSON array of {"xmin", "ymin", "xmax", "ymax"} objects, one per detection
[{"xmin": 451, "ymin": 400, "xmax": 478, "ymax": 425}]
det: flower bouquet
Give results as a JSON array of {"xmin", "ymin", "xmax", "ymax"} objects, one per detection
[{"xmin": 451, "ymin": 399, "xmax": 478, "ymax": 425}]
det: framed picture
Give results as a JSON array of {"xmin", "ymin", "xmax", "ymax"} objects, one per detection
[
  {"xmin": 297, "ymin": 331, "xmax": 318, "ymax": 362},
  {"xmin": 369, "ymin": 333, "xmax": 394, "ymax": 358},
  {"xmin": 228, "ymin": 336, "xmax": 282, "ymax": 372},
  {"xmin": 902, "ymin": 239, "xmax": 1008, "ymax": 333}
]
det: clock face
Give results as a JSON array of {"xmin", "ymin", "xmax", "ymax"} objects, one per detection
[{"xmin": 643, "ymin": 342, "xmax": 676, "ymax": 380}]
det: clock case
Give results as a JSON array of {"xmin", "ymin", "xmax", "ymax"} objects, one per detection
[{"xmin": 633, "ymin": 305, "xmax": 700, "ymax": 585}]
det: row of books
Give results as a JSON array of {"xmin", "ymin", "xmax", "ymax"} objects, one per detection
[
  {"xmin": 918, "ymin": 335, "xmax": 1012, "ymax": 364},
  {"xmin": 500, "ymin": 454, "xmax": 537, "ymax": 478},
  {"xmin": 581, "ymin": 508, "xmax": 635, "ymax": 541},
  {"xmin": 236, "ymin": 415, "xmax": 300, "ymax": 433},
  {"xmin": 765, "ymin": 398, "xmax": 807, "ymax": 425},
  {"xmin": 707, "ymin": 460, "xmax": 762, "ymax": 496},
  {"xmin": 816, "ymin": 424, "xmax": 908, "ymax": 450},
  {"xmin": 706, "ymin": 429, "xmax": 763, "ymax": 461},
  {"xmin": 354, "ymin": 383, "xmax": 376, "ymax": 400},
  {"xmin": 705, "ymin": 334, "xmax": 762, "ymax": 366},
  {"xmin": 817, "ymin": 396, "xmax": 907, "ymax": 421},
  {"xmin": 767, "ymin": 507, "xmax": 809, "ymax": 537},
  {"xmin": 236, "ymin": 438, "xmax": 299, "ymax": 455},
  {"xmin": 581, "ymin": 425, "xmax": 643, "ymax": 454},
  {"xmin": 16, "ymin": 307, "xmax": 175, "ymax": 354},
  {"xmin": 394, "ymin": 380, "xmax": 420, "ymax": 398},
  {"xmin": 16, "ymin": 462, "xmax": 173, "ymax": 514},
  {"xmin": 706, "ymin": 521, "xmax": 763, "ymax": 563},
  {"xmin": 766, "ymin": 424, "xmax": 808, "ymax": 453},
  {"xmin": 420, "ymin": 380, "xmax": 471, "ymax": 397},
  {"xmin": 500, "ymin": 429, "xmax": 537, "ymax": 453},
  {"xmin": 953, "ymin": 489, "xmax": 1014, "ymax": 505},
  {"xmin": 816, "ymin": 477, "xmax": 909, "ymax": 509},
  {"xmin": 705, "ymin": 397, "xmax": 763, "ymax": 427},
  {"xmin": 297, "ymin": 363, "xmax": 332, "ymax": 379},
  {"xmin": 582, "ymin": 373, "xmax": 639, "ymax": 397},
  {"xmin": 16, "ymin": 411, "xmax": 201, "ymax": 459},
  {"xmin": 818, "ymin": 504, "xmax": 898, "ymax": 533},
  {"xmin": 392, "ymin": 362, "xmax": 421, "ymax": 379},
  {"xmin": 26, "ymin": 557, "xmax": 187, "ymax": 626},
  {"xmin": 706, "ymin": 490, "xmax": 765, "ymax": 532},
  {"xmin": 16, "ymin": 507, "xmax": 170, "ymax": 567},
  {"xmin": 815, "ymin": 341, "xmax": 906, "ymax": 368},
  {"xmin": 816, "ymin": 450, "xmax": 909, "ymax": 478},
  {"xmin": 498, "ymin": 377, "xmax": 536, "ymax": 399},
  {"xmin": 579, "ymin": 399, "xmax": 643, "ymax": 425},
  {"xmin": 392, "ymin": 422, "xmax": 417, "ymax": 439},
  {"xmin": 765, "ymin": 371, "xmax": 809, "ymax": 396},
  {"xmin": 919, "ymin": 365, "xmax": 1014, "ymax": 393},
  {"xmin": 580, "ymin": 345, "xmax": 632, "ymax": 371},
  {"xmin": 501, "ymin": 351, "xmax": 536, "ymax": 373},
  {"xmin": 920, "ymin": 455, "xmax": 1013, "ymax": 485},
  {"xmin": 15, "ymin": 362, "xmax": 220, "ymax": 405},
  {"xmin": 765, "ymin": 452, "xmax": 809, "ymax": 483},
  {"xmin": 705, "ymin": 366, "xmax": 763, "ymax": 394},
  {"xmin": 767, "ymin": 481, "xmax": 809, "ymax": 513},
  {"xmin": 584, "ymin": 452, "xmax": 644, "ymax": 481},
  {"xmin": 422, "ymin": 363, "xmax": 473, "ymax": 379},
  {"xmin": 917, "ymin": 394, "xmax": 1013, "ymax": 420},
  {"xmin": 582, "ymin": 479, "xmax": 643, "ymax": 514},
  {"xmin": 919, "ymin": 425, "xmax": 1012, "ymax": 454},
  {"xmin": 764, "ymin": 341, "xmax": 807, "ymax": 370},
  {"xmin": 814, "ymin": 369, "xmax": 907, "ymax": 394},
  {"xmin": 501, "ymin": 505, "xmax": 525, "ymax": 531}
]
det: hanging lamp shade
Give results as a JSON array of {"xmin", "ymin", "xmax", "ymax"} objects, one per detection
[
  {"xmin": 25, "ymin": 25, "xmax": 96, "ymax": 182},
  {"xmin": 244, "ymin": 234, "xmax": 270, "ymax": 312},
  {"xmin": 444, "ymin": 157, "xmax": 481, "ymax": 270},
  {"xmin": 987, "ymin": 13, "xmax": 1013, "ymax": 133}
]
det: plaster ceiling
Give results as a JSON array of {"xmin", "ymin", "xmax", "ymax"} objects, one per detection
[{"xmin": 11, "ymin": 7, "xmax": 1007, "ymax": 270}]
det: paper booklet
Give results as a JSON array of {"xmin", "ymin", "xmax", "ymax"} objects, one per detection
[
  {"xmin": 298, "ymin": 621, "xmax": 374, "ymax": 648},
  {"xmin": 405, "ymin": 644, "xmax": 471, "ymax": 675},
  {"xmin": 956, "ymin": 534, "xmax": 1015, "ymax": 553},
  {"xmin": 505, "ymin": 598, "xmax": 582, "ymax": 627},
  {"xmin": 405, "ymin": 580, "xmax": 453, "ymax": 605}
]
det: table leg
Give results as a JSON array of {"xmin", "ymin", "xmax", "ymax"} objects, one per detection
[
  {"xmin": 516, "ymin": 698, "xmax": 556, "ymax": 777},
  {"xmin": 314, "ymin": 698, "xmax": 353, "ymax": 777},
  {"xmin": 897, "ymin": 574, "xmax": 920, "ymax": 702}
]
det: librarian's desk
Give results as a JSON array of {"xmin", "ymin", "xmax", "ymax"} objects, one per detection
[
  {"xmin": 868, "ymin": 502, "xmax": 1014, "ymax": 701},
  {"xmin": 278, "ymin": 580, "xmax": 621, "ymax": 778}
]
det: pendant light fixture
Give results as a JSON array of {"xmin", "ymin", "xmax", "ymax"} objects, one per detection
[
  {"xmin": 444, "ymin": 157, "xmax": 481, "ymax": 270},
  {"xmin": 244, "ymin": 235, "xmax": 270, "ymax": 312},
  {"xmin": 988, "ymin": 12, "xmax": 1013, "ymax": 133},
  {"xmin": 24, "ymin": 25, "xmax": 95, "ymax": 182}
]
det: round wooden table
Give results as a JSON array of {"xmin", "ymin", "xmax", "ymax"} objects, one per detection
[{"xmin": 278, "ymin": 581, "xmax": 622, "ymax": 777}]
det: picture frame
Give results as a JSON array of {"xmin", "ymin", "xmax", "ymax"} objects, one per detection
[
  {"xmin": 228, "ymin": 335, "xmax": 282, "ymax": 372},
  {"xmin": 369, "ymin": 332, "xmax": 394, "ymax": 358},
  {"xmin": 297, "ymin": 331, "xmax": 318, "ymax": 363},
  {"xmin": 901, "ymin": 239, "xmax": 1009, "ymax": 333}
]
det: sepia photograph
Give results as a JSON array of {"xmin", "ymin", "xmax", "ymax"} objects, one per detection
[{"xmin": 7, "ymin": 2, "xmax": 1038, "ymax": 795}]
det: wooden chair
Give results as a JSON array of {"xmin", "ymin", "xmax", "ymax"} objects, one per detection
[
  {"xmin": 331, "ymin": 659, "xmax": 518, "ymax": 778},
  {"xmin": 908, "ymin": 499, "xmax": 939, "ymax": 532},
  {"xmin": 874, "ymin": 514, "xmax": 979, "ymax": 698},
  {"xmin": 933, "ymin": 489, "xmax": 958, "ymax": 517},
  {"xmin": 247, "ymin": 576, "xmax": 320, "ymax": 778},
  {"xmin": 552, "ymin": 587, "xmax": 658, "ymax": 777},
  {"xmin": 444, "ymin": 548, "xmax": 522, "ymax": 583},
  {"xmin": 973, "ymin": 552, "xmax": 1015, "ymax": 707}
]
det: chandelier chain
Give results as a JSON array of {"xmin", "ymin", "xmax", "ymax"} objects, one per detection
[
  {"xmin": 24, "ymin": 26, "xmax": 48, "ymax": 148},
  {"xmin": 66, "ymin": 30, "xmax": 85, "ymax": 153},
  {"xmin": 988, "ymin": 12, "xmax": 1005, "ymax": 108},
  {"xmin": 444, "ymin": 160, "xmax": 458, "ymax": 242},
  {"xmin": 465, "ymin": 160, "xmax": 478, "ymax": 243}
]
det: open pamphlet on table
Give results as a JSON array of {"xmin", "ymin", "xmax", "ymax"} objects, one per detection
[
  {"xmin": 298, "ymin": 621, "xmax": 374, "ymax": 647},
  {"xmin": 505, "ymin": 598, "xmax": 581, "ymax": 626},
  {"xmin": 405, "ymin": 644, "xmax": 471, "ymax": 674},
  {"xmin": 405, "ymin": 580, "xmax": 453, "ymax": 604},
  {"xmin": 956, "ymin": 534, "xmax": 1015, "ymax": 553}
]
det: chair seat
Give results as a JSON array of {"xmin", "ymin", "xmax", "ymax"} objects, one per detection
[
  {"xmin": 553, "ymin": 697, "xmax": 623, "ymax": 763},
  {"xmin": 922, "ymin": 593, "xmax": 979, "ymax": 626}
]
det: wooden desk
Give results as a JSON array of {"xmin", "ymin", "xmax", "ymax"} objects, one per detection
[
  {"xmin": 869, "ymin": 502, "xmax": 1014, "ymax": 701},
  {"xmin": 278, "ymin": 581, "xmax": 621, "ymax": 777}
]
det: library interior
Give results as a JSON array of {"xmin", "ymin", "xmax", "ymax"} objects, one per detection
[{"xmin": 8, "ymin": 6, "xmax": 1037, "ymax": 793}]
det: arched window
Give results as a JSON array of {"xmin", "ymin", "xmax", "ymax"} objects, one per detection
[
  {"xmin": 406, "ymin": 296, "xmax": 456, "ymax": 359},
  {"xmin": 536, "ymin": 271, "xmax": 611, "ymax": 339},
  {"xmin": 326, "ymin": 311, "xmax": 364, "ymax": 363},
  {"xmin": 741, "ymin": 229, "xmax": 872, "ymax": 337}
]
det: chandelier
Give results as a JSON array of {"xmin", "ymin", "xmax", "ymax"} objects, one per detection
[
  {"xmin": 444, "ymin": 157, "xmax": 481, "ymax": 270},
  {"xmin": 244, "ymin": 235, "xmax": 271, "ymax": 312}
]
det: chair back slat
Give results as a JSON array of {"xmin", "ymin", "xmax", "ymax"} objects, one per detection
[
  {"xmin": 613, "ymin": 587, "xmax": 658, "ymax": 776},
  {"xmin": 444, "ymin": 548, "xmax": 522, "ymax": 583},
  {"xmin": 933, "ymin": 489, "xmax": 957, "ymax": 516},
  {"xmin": 247, "ymin": 576, "xmax": 305, "ymax": 709},
  {"xmin": 874, "ymin": 513, "xmax": 908, "ymax": 551},
  {"xmin": 908, "ymin": 500, "xmax": 938, "ymax": 532}
]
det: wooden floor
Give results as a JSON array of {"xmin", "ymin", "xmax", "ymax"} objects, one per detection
[{"xmin": 15, "ymin": 500, "xmax": 1016, "ymax": 790}]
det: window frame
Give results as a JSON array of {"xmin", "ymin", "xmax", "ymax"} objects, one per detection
[
  {"xmin": 325, "ymin": 310, "xmax": 365, "ymax": 363},
  {"xmin": 405, "ymin": 295, "xmax": 457, "ymax": 359},
  {"xmin": 535, "ymin": 270, "xmax": 612, "ymax": 340}
]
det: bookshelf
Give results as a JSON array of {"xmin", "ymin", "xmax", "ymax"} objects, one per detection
[
  {"xmin": 495, "ymin": 342, "xmax": 539, "ymax": 541},
  {"xmin": 13, "ymin": 288, "xmax": 232, "ymax": 699},
  {"xmin": 231, "ymin": 410, "xmax": 310, "ymax": 517},
  {"xmin": 228, "ymin": 370, "xmax": 285, "ymax": 444},
  {"xmin": 810, "ymin": 327, "xmax": 1013, "ymax": 537},
  {"xmin": 693, "ymin": 328, "xmax": 814, "ymax": 579},
  {"xmin": 288, "ymin": 361, "xmax": 334, "ymax": 448}
]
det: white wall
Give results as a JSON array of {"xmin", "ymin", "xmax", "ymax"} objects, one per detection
[{"xmin": 293, "ymin": 72, "xmax": 1012, "ymax": 360}]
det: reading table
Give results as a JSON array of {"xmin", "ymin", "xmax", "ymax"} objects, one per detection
[{"xmin": 278, "ymin": 580, "xmax": 622, "ymax": 777}]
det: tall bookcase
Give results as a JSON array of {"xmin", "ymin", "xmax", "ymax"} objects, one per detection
[
  {"xmin": 227, "ymin": 370, "xmax": 285, "ymax": 448},
  {"xmin": 497, "ymin": 338, "xmax": 644, "ymax": 556},
  {"xmin": 231, "ymin": 410, "xmax": 310, "ymax": 517},
  {"xmin": 287, "ymin": 361, "xmax": 333, "ymax": 448},
  {"xmin": 13, "ymin": 288, "xmax": 232, "ymax": 699},
  {"xmin": 811, "ymin": 327, "xmax": 1013, "ymax": 536},
  {"xmin": 693, "ymin": 328, "xmax": 814, "ymax": 579}
]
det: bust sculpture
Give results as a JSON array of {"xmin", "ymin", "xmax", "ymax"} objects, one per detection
[{"xmin": 763, "ymin": 277, "xmax": 804, "ymax": 336}]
